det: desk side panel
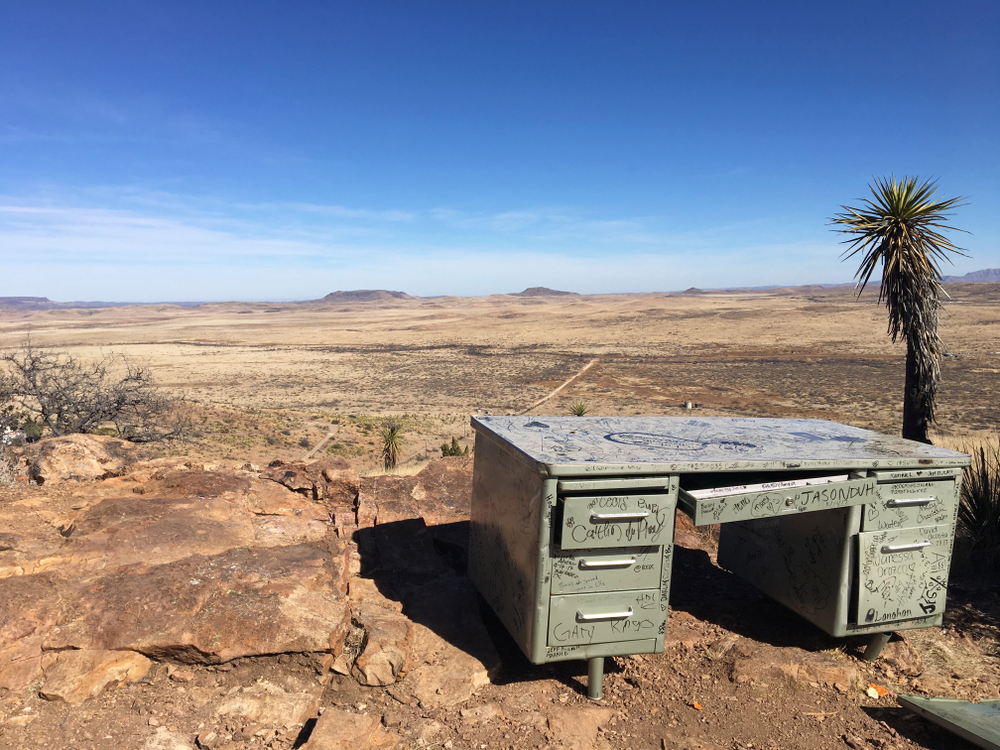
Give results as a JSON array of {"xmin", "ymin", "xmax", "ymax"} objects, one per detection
[
  {"xmin": 468, "ymin": 432, "xmax": 545, "ymax": 660},
  {"xmin": 718, "ymin": 507, "xmax": 856, "ymax": 635}
]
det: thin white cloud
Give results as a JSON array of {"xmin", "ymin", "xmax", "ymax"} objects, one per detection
[{"xmin": 0, "ymin": 187, "xmax": 863, "ymax": 301}]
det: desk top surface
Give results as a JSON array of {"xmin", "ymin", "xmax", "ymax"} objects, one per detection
[{"xmin": 471, "ymin": 416, "xmax": 970, "ymax": 475}]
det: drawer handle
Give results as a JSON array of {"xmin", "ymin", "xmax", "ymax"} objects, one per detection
[
  {"xmin": 579, "ymin": 557, "xmax": 637, "ymax": 570},
  {"xmin": 881, "ymin": 542, "xmax": 932, "ymax": 554},
  {"xmin": 576, "ymin": 608, "xmax": 634, "ymax": 622},
  {"xmin": 590, "ymin": 511, "xmax": 650, "ymax": 523},
  {"xmin": 887, "ymin": 497, "xmax": 934, "ymax": 508}
]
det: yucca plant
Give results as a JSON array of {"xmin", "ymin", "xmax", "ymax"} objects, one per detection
[
  {"xmin": 958, "ymin": 441, "xmax": 1000, "ymax": 570},
  {"xmin": 379, "ymin": 421, "xmax": 404, "ymax": 470},
  {"xmin": 831, "ymin": 177, "xmax": 967, "ymax": 443},
  {"xmin": 570, "ymin": 400, "xmax": 590, "ymax": 417}
]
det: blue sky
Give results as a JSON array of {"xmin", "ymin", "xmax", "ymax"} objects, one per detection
[{"xmin": 1, "ymin": 1, "xmax": 997, "ymax": 302}]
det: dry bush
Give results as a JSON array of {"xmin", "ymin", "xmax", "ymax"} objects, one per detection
[{"xmin": 1, "ymin": 342, "xmax": 185, "ymax": 443}]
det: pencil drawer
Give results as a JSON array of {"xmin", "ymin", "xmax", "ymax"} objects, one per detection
[{"xmin": 549, "ymin": 546, "xmax": 662, "ymax": 595}]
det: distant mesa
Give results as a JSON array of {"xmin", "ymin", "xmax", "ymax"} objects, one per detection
[
  {"xmin": 320, "ymin": 290, "xmax": 414, "ymax": 302},
  {"xmin": 513, "ymin": 287, "xmax": 578, "ymax": 297},
  {"xmin": 0, "ymin": 296, "xmax": 53, "ymax": 310},
  {"xmin": 679, "ymin": 287, "xmax": 705, "ymax": 295},
  {"xmin": 942, "ymin": 268, "xmax": 1000, "ymax": 283}
]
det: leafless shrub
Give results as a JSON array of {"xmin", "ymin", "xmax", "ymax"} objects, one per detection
[{"xmin": 1, "ymin": 342, "xmax": 186, "ymax": 443}]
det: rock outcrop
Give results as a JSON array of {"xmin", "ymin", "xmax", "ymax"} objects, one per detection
[{"xmin": 0, "ymin": 449, "xmax": 500, "ymax": 713}]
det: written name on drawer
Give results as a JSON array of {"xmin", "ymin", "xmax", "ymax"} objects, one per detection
[{"xmin": 686, "ymin": 474, "xmax": 848, "ymax": 500}]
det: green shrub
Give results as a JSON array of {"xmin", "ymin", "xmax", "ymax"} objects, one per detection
[
  {"xmin": 570, "ymin": 400, "xmax": 590, "ymax": 416},
  {"xmin": 440, "ymin": 437, "xmax": 469, "ymax": 457},
  {"xmin": 22, "ymin": 417, "xmax": 44, "ymax": 441}
]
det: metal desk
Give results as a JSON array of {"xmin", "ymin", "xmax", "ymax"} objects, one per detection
[{"xmin": 467, "ymin": 416, "xmax": 969, "ymax": 699}]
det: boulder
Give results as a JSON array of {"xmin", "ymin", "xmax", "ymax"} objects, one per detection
[
  {"xmin": 29, "ymin": 434, "xmax": 143, "ymax": 484},
  {"xmin": 348, "ymin": 578, "xmax": 413, "ymax": 687},
  {"xmin": 300, "ymin": 708, "xmax": 399, "ymax": 750},
  {"xmin": 400, "ymin": 576, "xmax": 502, "ymax": 708},
  {"xmin": 356, "ymin": 457, "xmax": 471, "ymax": 529},
  {"xmin": 39, "ymin": 649, "xmax": 151, "ymax": 703},
  {"xmin": 246, "ymin": 477, "xmax": 324, "ymax": 517},
  {"xmin": 45, "ymin": 543, "xmax": 352, "ymax": 663}
]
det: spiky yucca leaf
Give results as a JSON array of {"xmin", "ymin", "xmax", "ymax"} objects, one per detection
[{"xmin": 958, "ymin": 442, "xmax": 1000, "ymax": 569}]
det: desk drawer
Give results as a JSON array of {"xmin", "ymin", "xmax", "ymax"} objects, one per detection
[
  {"xmin": 861, "ymin": 480, "xmax": 958, "ymax": 532},
  {"xmin": 559, "ymin": 494, "xmax": 673, "ymax": 550},
  {"xmin": 678, "ymin": 474, "xmax": 876, "ymax": 526},
  {"xmin": 548, "ymin": 589, "xmax": 663, "ymax": 646},
  {"xmin": 550, "ymin": 546, "xmax": 662, "ymax": 595},
  {"xmin": 856, "ymin": 523, "xmax": 953, "ymax": 626}
]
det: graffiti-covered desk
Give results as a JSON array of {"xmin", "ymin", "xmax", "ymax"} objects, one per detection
[{"xmin": 467, "ymin": 416, "xmax": 970, "ymax": 699}]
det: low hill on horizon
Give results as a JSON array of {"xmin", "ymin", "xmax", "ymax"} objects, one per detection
[
  {"xmin": 317, "ymin": 289, "xmax": 414, "ymax": 303},
  {"xmin": 4, "ymin": 269, "xmax": 998, "ymax": 310},
  {"xmin": 512, "ymin": 287, "xmax": 579, "ymax": 297},
  {"xmin": 942, "ymin": 268, "xmax": 1000, "ymax": 283}
]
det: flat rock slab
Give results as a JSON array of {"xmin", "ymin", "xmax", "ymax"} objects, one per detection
[
  {"xmin": 39, "ymin": 648, "xmax": 151, "ymax": 703},
  {"xmin": 545, "ymin": 704, "xmax": 616, "ymax": 750},
  {"xmin": 144, "ymin": 726, "xmax": 197, "ymax": 750},
  {"xmin": 0, "ymin": 572, "xmax": 70, "ymax": 691},
  {"xmin": 45, "ymin": 543, "xmax": 351, "ymax": 663},
  {"xmin": 40, "ymin": 493, "xmax": 257, "ymax": 575},
  {"xmin": 246, "ymin": 477, "xmax": 326, "ymax": 516},
  {"xmin": 301, "ymin": 708, "xmax": 399, "ymax": 750},
  {"xmin": 0, "ymin": 492, "xmax": 73, "ymax": 578},
  {"xmin": 729, "ymin": 640, "xmax": 859, "ymax": 689},
  {"xmin": 214, "ymin": 680, "xmax": 321, "ymax": 729}
]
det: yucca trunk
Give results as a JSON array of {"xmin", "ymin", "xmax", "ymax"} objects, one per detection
[{"xmin": 902, "ymin": 339, "xmax": 931, "ymax": 444}]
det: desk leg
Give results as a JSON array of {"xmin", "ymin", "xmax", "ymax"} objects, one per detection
[
  {"xmin": 587, "ymin": 657, "xmax": 604, "ymax": 701},
  {"xmin": 863, "ymin": 632, "xmax": 891, "ymax": 661}
]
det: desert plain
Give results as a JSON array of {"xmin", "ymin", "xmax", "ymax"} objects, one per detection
[
  {"xmin": 2, "ymin": 282, "xmax": 999, "ymax": 467},
  {"xmin": 1, "ymin": 283, "xmax": 999, "ymax": 750}
]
